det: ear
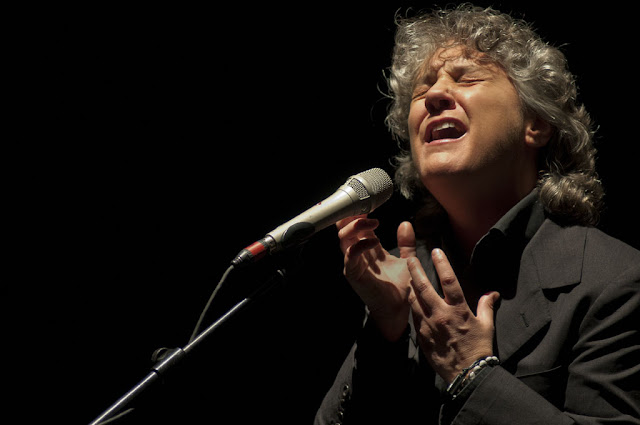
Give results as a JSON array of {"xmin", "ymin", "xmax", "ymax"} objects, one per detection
[{"xmin": 524, "ymin": 116, "xmax": 553, "ymax": 148}]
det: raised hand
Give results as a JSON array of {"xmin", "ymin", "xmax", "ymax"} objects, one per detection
[
  {"xmin": 337, "ymin": 216, "xmax": 417, "ymax": 341},
  {"xmin": 407, "ymin": 249, "xmax": 500, "ymax": 383}
]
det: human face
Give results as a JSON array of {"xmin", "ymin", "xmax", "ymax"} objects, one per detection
[{"xmin": 408, "ymin": 46, "xmax": 533, "ymax": 199}]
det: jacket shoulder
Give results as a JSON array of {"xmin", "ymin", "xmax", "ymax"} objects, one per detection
[
  {"xmin": 582, "ymin": 226, "xmax": 640, "ymax": 282},
  {"xmin": 527, "ymin": 219, "xmax": 640, "ymax": 287},
  {"xmin": 527, "ymin": 220, "xmax": 640, "ymax": 289}
]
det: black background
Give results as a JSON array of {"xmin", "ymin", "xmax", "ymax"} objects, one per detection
[{"xmin": 26, "ymin": 1, "xmax": 639, "ymax": 424}]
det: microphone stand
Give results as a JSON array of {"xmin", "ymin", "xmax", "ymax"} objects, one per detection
[{"xmin": 88, "ymin": 267, "xmax": 287, "ymax": 425}]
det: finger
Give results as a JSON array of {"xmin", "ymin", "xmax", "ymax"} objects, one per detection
[
  {"xmin": 407, "ymin": 259, "xmax": 429, "ymax": 323},
  {"xmin": 407, "ymin": 257, "xmax": 439, "ymax": 316},
  {"xmin": 477, "ymin": 291, "xmax": 500, "ymax": 325},
  {"xmin": 336, "ymin": 214, "xmax": 368, "ymax": 231},
  {"xmin": 397, "ymin": 221, "xmax": 417, "ymax": 259},
  {"xmin": 343, "ymin": 237, "xmax": 381, "ymax": 281},
  {"xmin": 337, "ymin": 217, "xmax": 379, "ymax": 238},
  {"xmin": 337, "ymin": 217, "xmax": 379, "ymax": 253},
  {"xmin": 345, "ymin": 237, "xmax": 381, "ymax": 261},
  {"xmin": 431, "ymin": 249, "xmax": 466, "ymax": 306}
]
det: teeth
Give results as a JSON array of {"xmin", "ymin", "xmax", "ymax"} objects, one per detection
[
  {"xmin": 433, "ymin": 122, "xmax": 457, "ymax": 132},
  {"xmin": 430, "ymin": 120, "xmax": 466, "ymax": 142}
]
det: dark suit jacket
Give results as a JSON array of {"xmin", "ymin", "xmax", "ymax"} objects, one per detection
[{"xmin": 314, "ymin": 218, "xmax": 640, "ymax": 424}]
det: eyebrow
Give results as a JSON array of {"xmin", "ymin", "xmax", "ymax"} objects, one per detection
[{"xmin": 415, "ymin": 58, "xmax": 492, "ymax": 87}]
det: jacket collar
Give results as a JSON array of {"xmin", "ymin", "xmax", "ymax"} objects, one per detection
[
  {"xmin": 530, "ymin": 220, "xmax": 586, "ymax": 289},
  {"xmin": 494, "ymin": 219, "xmax": 586, "ymax": 364},
  {"xmin": 414, "ymin": 191, "xmax": 587, "ymax": 364}
]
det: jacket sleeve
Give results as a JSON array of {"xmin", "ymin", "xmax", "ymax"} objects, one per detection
[
  {"xmin": 444, "ymin": 264, "xmax": 640, "ymax": 425},
  {"xmin": 314, "ymin": 315, "xmax": 440, "ymax": 425}
]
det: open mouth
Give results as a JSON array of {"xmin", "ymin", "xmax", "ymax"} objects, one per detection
[{"xmin": 428, "ymin": 120, "xmax": 467, "ymax": 143}]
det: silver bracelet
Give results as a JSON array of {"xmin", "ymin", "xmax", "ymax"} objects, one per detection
[{"xmin": 446, "ymin": 356, "xmax": 500, "ymax": 399}]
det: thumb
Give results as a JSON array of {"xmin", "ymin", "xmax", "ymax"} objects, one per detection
[
  {"xmin": 477, "ymin": 291, "xmax": 501, "ymax": 326},
  {"xmin": 397, "ymin": 221, "xmax": 417, "ymax": 258}
]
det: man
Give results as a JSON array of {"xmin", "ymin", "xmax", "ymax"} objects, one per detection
[{"xmin": 314, "ymin": 5, "xmax": 639, "ymax": 425}]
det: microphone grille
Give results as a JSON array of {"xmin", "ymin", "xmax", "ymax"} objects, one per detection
[
  {"xmin": 347, "ymin": 168, "xmax": 394, "ymax": 214},
  {"xmin": 347, "ymin": 177, "xmax": 369, "ymax": 200},
  {"xmin": 357, "ymin": 168, "xmax": 393, "ymax": 196}
]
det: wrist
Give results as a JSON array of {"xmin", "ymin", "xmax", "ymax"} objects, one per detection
[
  {"xmin": 445, "ymin": 356, "xmax": 500, "ymax": 400},
  {"xmin": 369, "ymin": 307, "xmax": 410, "ymax": 342}
]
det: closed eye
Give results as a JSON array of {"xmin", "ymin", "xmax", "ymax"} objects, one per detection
[{"xmin": 457, "ymin": 77, "xmax": 484, "ymax": 85}]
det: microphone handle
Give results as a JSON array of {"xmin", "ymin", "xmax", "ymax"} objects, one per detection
[{"xmin": 232, "ymin": 183, "xmax": 368, "ymax": 267}]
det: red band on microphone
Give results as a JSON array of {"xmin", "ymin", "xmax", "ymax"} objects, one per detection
[{"xmin": 244, "ymin": 240, "xmax": 268, "ymax": 261}]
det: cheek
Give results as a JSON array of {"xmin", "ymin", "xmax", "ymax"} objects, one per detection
[
  {"xmin": 467, "ymin": 90, "xmax": 524, "ymax": 143},
  {"xmin": 407, "ymin": 104, "xmax": 425, "ymax": 152},
  {"xmin": 407, "ymin": 102, "xmax": 425, "ymax": 138}
]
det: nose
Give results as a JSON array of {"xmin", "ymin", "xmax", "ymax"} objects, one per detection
[{"xmin": 424, "ymin": 79, "xmax": 455, "ymax": 115}]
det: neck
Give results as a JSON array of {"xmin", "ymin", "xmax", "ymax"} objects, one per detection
[
  {"xmin": 434, "ymin": 181, "xmax": 535, "ymax": 261},
  {"xmin": 447, "ymin": 198, "xmax": 510, "ymax": 260}
]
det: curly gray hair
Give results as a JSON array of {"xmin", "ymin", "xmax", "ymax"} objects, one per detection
[{"xmin": 386, "ymin": 4, "xmax": 603, "ymax": 226}]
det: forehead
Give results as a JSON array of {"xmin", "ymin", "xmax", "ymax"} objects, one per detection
[
  {"xmin": 415, "ymin": 45, "xmax": 497, "ymax": 82},
  {"xmin": 428, "ymin": 45, "xmax": 478, "ymax": 68}
]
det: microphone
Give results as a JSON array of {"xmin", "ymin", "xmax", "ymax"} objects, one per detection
[{"xmin": 231, "ymin": 167, "xmax": 393, "ymax": 267}]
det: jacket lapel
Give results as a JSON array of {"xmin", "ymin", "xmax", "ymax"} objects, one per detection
[{"xmin": 494, "ymin": 219, "xmax": 586, "ymax": 364}]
